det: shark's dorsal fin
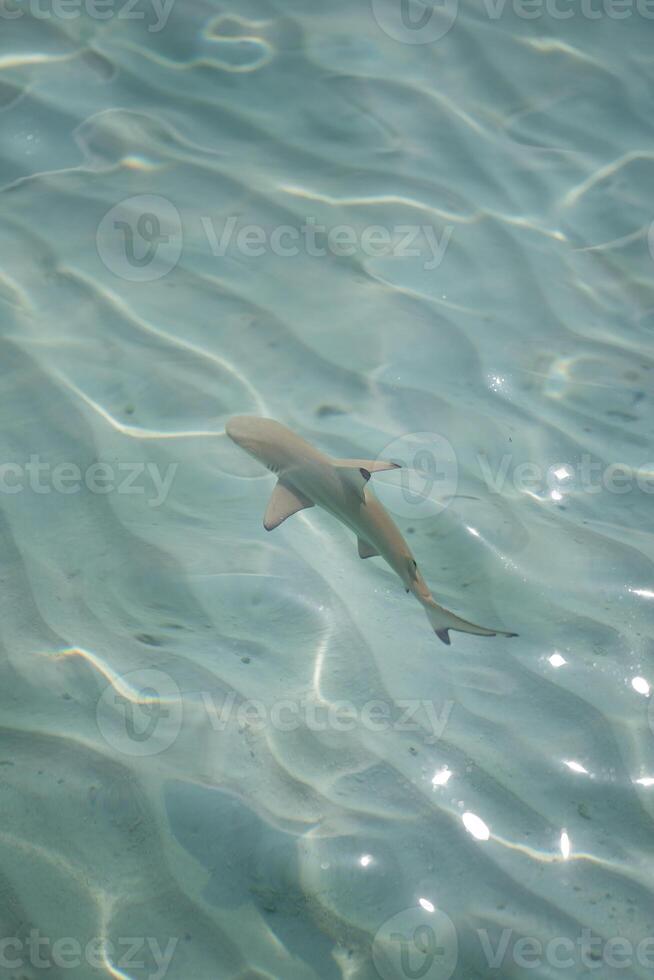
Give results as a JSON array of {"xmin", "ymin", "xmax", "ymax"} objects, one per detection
[
  {"xmin": 263, "ymin": 482, "xmax": 313, "ymax": 531},
  {"xmin": 335, "ymin": 458, "xmax": 400, "ymax": 474},
  {"xmin": 336, "ymin": 465, "xmax": 371, "ymax": 501},
  {"xmin": 358, "ymin": 537, "xmax": 379, "ymax": 559},
  {"xmin": 335, "ymin": 457, "xmax": 399, "ymax": 502}
]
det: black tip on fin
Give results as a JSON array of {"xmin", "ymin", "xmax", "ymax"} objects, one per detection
[
  {"xmin": 436, "ymin": 629, "xmax": 451, "ymax": 645},
  {"xmin": 506, "ymin": 632, "xmax": 519, "ymax": 638},
  {"xmin": 359, "ymin": 468, "xmax": 371, "ymax": 481}
]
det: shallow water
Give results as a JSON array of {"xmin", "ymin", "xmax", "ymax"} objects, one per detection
[{"xmin": 1, "ymin": 2, "xmax": 654, "ymax": 978}]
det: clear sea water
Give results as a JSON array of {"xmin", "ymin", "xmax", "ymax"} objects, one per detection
[{"xmin": 1, "ymin": 2, "xmax": 654, "ymax": 978}]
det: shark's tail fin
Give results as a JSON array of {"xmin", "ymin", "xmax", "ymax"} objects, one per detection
[{"xmin": 424, "ymin": 599, "xmax": 518, "ymax": 646}]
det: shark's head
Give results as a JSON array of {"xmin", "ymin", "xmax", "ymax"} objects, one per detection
[{"xmin": 226, "ymin": 415, "xmax": 292, "ymax": 473}]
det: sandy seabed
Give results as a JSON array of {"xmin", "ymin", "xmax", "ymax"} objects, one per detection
[{"xmin": 0, "ymin": 2, "xmax": 653, "ymax": 978}]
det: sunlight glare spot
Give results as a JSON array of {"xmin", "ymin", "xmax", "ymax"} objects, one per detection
[
  {"xmin": 629, "ymin": 588, "xmax": 654, "ymax": 600},
  {"xmin": 564, "ymin": 760, "xmax": 589, "ymax": 774},
  {"xmin": 432, "ymin": 767, "xmax": 452, "ymax": 787},
  {"xmin": 462, "ymin": 812, "xmax": 490, "ymax": 841},
  {"xmin": 632, "ymin": 677, "xmax": 650, "ymax": 696}
]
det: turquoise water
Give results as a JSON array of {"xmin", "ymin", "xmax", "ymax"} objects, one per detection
[{"xmin": 1, "ymin": 2, "xmax": 654, "ymax": 978}]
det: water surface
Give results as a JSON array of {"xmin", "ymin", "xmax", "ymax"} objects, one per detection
[{"xmin": 1, "ymin": 2, "xmax": 654, "ymax": 978}]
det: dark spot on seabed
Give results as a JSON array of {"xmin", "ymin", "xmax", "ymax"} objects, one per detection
[
  {"xmin": 135, "ymin": 633, "xmax": 164, "ymax": 647},
  {"xmin": 606, "ymin": 409, "xmax": 638, "ymax": 421},
  {"xmin": 315, "ymin": 404, "xmax": 347, "ymax": 417}
]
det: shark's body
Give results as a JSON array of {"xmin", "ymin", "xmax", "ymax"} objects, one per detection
[{"xmin": 226, "ymin": 416, "xmax": 516, "ymax": 645}]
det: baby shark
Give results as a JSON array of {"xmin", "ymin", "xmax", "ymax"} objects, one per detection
[{"xmin": 226, "ymin": 416, "xmax": 516, "ymax": 645}]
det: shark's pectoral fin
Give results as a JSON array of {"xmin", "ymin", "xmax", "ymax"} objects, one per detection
[
  {"xmin": 263, "ymin": 482, "xmax": 314, "ymax": 531},
  {"xmin": 357, "ymin": 537, "xmax": 379, "ymax": 559},
  {"xmin": 336, "ymin": 458, "xmax": 401, "ymax": 474}
]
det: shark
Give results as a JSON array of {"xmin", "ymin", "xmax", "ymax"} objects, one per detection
[{"xmin": 226, "ymin": 416, "xmax": 517, "ymax": 645}]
